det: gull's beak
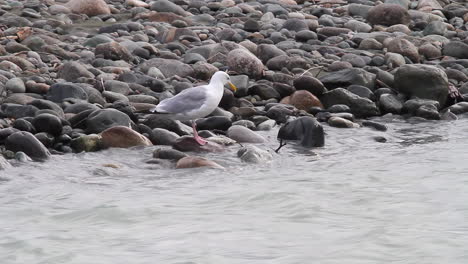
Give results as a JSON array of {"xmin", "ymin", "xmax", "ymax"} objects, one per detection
[{"xmin": 228, "ymin": 82, "xmax": 237, "ymax": 93}]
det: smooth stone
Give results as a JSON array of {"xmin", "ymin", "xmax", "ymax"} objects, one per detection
[
  {"xmin": 151, "ymin": 0, "xmax": 189, "ymax": 16},
  {"xmin": 326, "ymin": 104, "xmax": 351, "ymax": 113},
  {"xmin": 57, "ymin": 61, "xmax": 94, "ymax": 82},
  {"xmin": 150, "ymin": 128, "xmax": 180, "ymax": 145},
  {"xmin": 386, "ymin": 38, "xmax": 420, "ymax": 63},
  {"xmin": 367, "ymin": 4, "xmax": 411, "ymax": 26},
  {"xmin": 232, "ymin": 120, "xmax": 256, "ymax": 130},
  {"xmin": 442, "ymin": 41, "xmax": 468, "ymax": 59},
  {"xmin": 104, "ymin": 80, "xmax": 131, "ymax": 95},
  {"xmin": 100, "ymin": 126, "xmax": 152, "ymax": 148},
  {"xmin": 379, "ymin": 93, "xmax": 404, "ymax": 114},
  {"xmin": 319, "ymin": 68, "xmax": 376, "ymax": 90},
  {"xmin": 12, "ymin": 119, "xmax": 36, "ymax": 134},
  {"xmin": 362, "ymin": 121, "xmax": 388, "ymax": 132},
  {"xmin": 277, "ymin": 116, "xmax": 325, "ymax": 148},
  {"xmin": 415, "ymin": 104, "xmax": 440, "ymax": 120},
  {"xmin": 32, "ymin": 113, "xmax": 63, "ymax": 136},
  {"xmin": 395, "ymin": 64, "xmax": 449, "ymax": 106},
  {"xmin": 5, "ymin": 131, "xmax": 50, "ymax": 161},
  {"xmin": 34, "ymin": 132, "xmax": 55, "ymax": 148},
  {"xmin": 328, "ymin": 116, "xmax": 359, "ymax": 128},
  {"xmin": 321, "ymin": 88, "xmax": 380, "ymax": 118},
  {"xmin": 6, "ymin": 78, "xmax": 26, "ymax": 93},
  {"xmin": 0, "ymin": 128, "xmax": 20, "ymax": 142},
  {"xmin": 256, "ymin": 44, "xmax": 287, "ymax": 64},
  {"xmin": 237, "ymin": 145, "xmax": 273, "ymax": 163},
  {"xmin": 0, "ymin": 104, "xmax": 39, "ymax": 119},
  {"xmin": 227, "ymin": 49, "xmax": 264, "ymax": 79},
  {"xmin": 282, "ymin": 90, "xmax": 323, "ymax": 111},
  {"xmin": 46, "ymin": 83, "xmax": 88, "ymax": 103},
  {"xmin": 227, "ymin": 125, "xmax": 266, "ymax": 143},
  {"xmin": 85, "ymin": 109, "xmax": 133, "ymax": 134},
  {"xmin": 95, "ymin": 42, "xmax": 133, "ymax": 63},
  {"xmin": 84, "ymin": 35, "xmax": 114, "ymax": 47},
  {"xmin": 0, "ymin": 156, "xmax": 11, "ymax": 170},
  {"xmin": 176, "ymin": 156, "xmax": 224, "ymax": 169},
  {"xmin": 153, "ymin": 148, "xmax": 187, "ymax": 161},
  {"xmin": 293, "ymin": 75, "xmax": 327, "ymax": 96},
  {"xmin": 172, "ymin": 136, "xmax": 225, "ymax": 152},
  {"xmin": 347, "ymin": 85, "xmax": 376, "ymax": 101},
  {"xmin": 403, "ymin": 98, "xmax": 440, "ymax": 114},
  {"xmin": 196, "ymin": 116, "xmax": 232, "ymax": 131},
  {"xmin": 257, "ymin": 119, "xmax": 276, "ymax": 131},
  {"xmin": 447, "ymin": 102, "xmax": 468, "ymax": 115},
  {"xmin": 65, "ymin": 0, "xmax": 111, "ymax": 16},
  {"xmin": 142, "ymin": 115, "xmax": 191, "ymax": 136},
  {"xmin": 30, "ymin": 99, "xmax": 65, "ymax": 118},
  {"xmin": 139, "ymin": 58, "xmax": 194, "ymax": 78}
]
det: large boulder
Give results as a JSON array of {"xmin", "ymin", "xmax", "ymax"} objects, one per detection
[
  {"xmin": 5, "ymin": 131, "xmax": 51, "ymax": 161},
  {"xmin": 277, "ymin": 116, "xmax": 324, "ymax": 148},
  {"xmin": 100, "ymin": 126, "xmax": 152, "ymax": 148},
  {"xmin": 367, "ymin": 4, "xmax": 411, "ymax": 26},
  {"xmin": 65, "ymin": 0, "xmax": 111, "ymax": 16},
  {"xmin": 85, "ymin": 109, "xmax": 133, "ymax": 134},
  {"xmin": 319, "ymin": 68, "xmax": 376, "ymax": 90},
  {"xmin": 226, "ymin": 49, "xmax": 264, "ymax": 79},
  {"xmin": 321, "ymin": 88, "xmax": 380, "ymax": 117},
  {"xmin": 394, "ymin": 64, "xmax": 449, "ymax": 106}
]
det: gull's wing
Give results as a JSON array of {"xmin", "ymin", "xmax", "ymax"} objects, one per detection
[{"xmin": 153, "ymin": 85, "xmax": 208, "ymax": 114}]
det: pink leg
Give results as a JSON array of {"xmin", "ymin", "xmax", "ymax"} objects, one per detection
[{"xmin": 192, "ymin": 121, "xmax": 207, "ymax": 145}]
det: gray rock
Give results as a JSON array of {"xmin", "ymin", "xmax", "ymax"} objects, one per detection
[
  {"xmin": 442, "ymin": 41, "xmax": 468, "ymax": 59},
  {"xmin": 46, "ymin": 83, "xmax": 88, "ymax": 103},
  {"xmin": 282, "ymin": 18, "xmax": 309, "ymax": 32},
  {"xmin": 348, "ymin": 4, "xmax": 372, "ymax": 18},
  {"xmin": 321, "ymin": 88, "xmax": 380, "ymax": 118},
  {"xmin": 102, "ymin": 91, "xmax": 129, "ymax": 103},
  {"xmin": 257, "ymin": 119, "xmax": 276, "ymax": 131},
  {"xmin": 367, "ymin": 4, "xmax": 410, "ymax": 26},
  {"xmin": 447, "ymin": 102, "xmax": 468, "ymax": 115},
  {"xmin": 95, "ymin": 42, "xmax": 133, "ymax": 62},
  {"xmin": 415, "ymin": 104, "xmax": 440, "ymax": 120},
  {"xmin": 347, "ymin": 85, "xmax": 375, "ymax": 101},
  {"xmin": 29, "ymin": 99, "xmax": 65, "ymax": 118},
  {"xmin": 227, "ymin": 49, "xmax": 264, "ymax": 79},
  {"xmin": 0, "ymin": 156, "xmax": 11, "ymax": 170},
  {"xmin": 379, "ymin": 94, "xmax": 404, "ymax": 114},
  {"xmin": 104, "ymin": 80, "xmax": 131, "ymax": 95},
  {"xmin": 0, "ymin": 104, "xmax": 39, "ymax": 119},
  {"xmin": 85, "ymin": 109, "xmax": 132, "ymax": 134},
  {"xmin": 423, "ymin": 21, "xmax": 447, "ymax": 36},
  {"xmin": 227, "ymin": 125, "xmax": 266, "ymax": 143},
  {"xmin": 395, "ymin": 64, "xmax": 449, "ymax": 106},
  {"xmin": 84, "ymin": 35, "xmax": 114, "ymax": 47},
  {"xmin": 403, "ymin": 98, "xmax": 440, "ymax": 114},
  {"xmin": 256, "ymin": 44, "xmax": 287, "ymax": 64},
  {"xmin": 153, "ymin": 148, "xmax": 187, "ymax": 161},
  {"xmin": 151, "ymin": 0, "xmax": 188, "ymax": 16},
  {"xmin": 344, "ymin": 20, "xmax": 372, "ymax": 33},
  {"xmin": 5, "ymin": 131, "xmax": 50, "ymax": 161},
  {"xmin": 6, "ymin": 78, "xmax": 26, "ymax": 93},
  {"xmin": 237, "ymin": 145, "xmax": 273, "ymax": 163},
  {"xmin": 150, "ymin": 128, "xmax": 180, "ymax": 145},
  {"xmin": 57, "ymin": 61, "xmax": 94, "ymax": 82},
  {"xmin": 319, "ymin": 68, "xmax": 376, "ymax": 90},
  {"xmin": 293, "ymin": 75, "xmax": 326, "ymax": 96}
]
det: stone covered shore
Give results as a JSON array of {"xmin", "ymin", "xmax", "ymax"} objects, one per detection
[{"xmin": 0, "ymin": 0, "xmax": 468, "ymax": 169}]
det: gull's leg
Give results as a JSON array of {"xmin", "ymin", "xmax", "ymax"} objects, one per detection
[{"xmin": 191, "ymin": 120, "xmax": 207, "ymax": 145}]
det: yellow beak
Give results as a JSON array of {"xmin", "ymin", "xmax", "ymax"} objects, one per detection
[{"xmin": 228, "ymin": 82, "xmax": 237, "ymax": 92}]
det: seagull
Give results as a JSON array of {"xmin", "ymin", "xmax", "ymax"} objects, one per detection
[{"xmin": 150, "ymin": 71, "xmax": 237, "ymax": 145}]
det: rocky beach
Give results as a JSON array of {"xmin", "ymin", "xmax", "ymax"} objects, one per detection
[{"xmin": 0, "ymin": 0, "xmax": 468, "ymax": 169}]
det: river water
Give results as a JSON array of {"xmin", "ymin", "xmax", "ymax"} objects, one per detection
[{"xmin": 1, "ymin": 117, "xmax": 468, "ymax": 264}]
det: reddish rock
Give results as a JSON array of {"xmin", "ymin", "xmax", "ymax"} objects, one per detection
[
  {"xmin": 283, "ymin": 90, "xmax": 323, "ymax": 111},
  {"xmin": 367, "ymin": 4, "xmax": 411, "ymax": 26},
  {"xmin": 172, "ymin": 136, "xmax": 225, "ymax": 152},
  {"xmin": 386, "ymin": 38, "xmax": 420, "ymax": 63}
]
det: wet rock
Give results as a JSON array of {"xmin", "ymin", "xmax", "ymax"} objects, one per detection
[
  {"xmin": 176, "ymin": 156, "xmax": 224, "ymax": 169},
  {"xmin": 237, "ymin": 145, "xmax": 273, "ymax": 163},
  {"xmin": 227, "ymin": 49, "xmax": 264, "ymax": 79},
  {"xmin": 321, "ymin": 88, "xmax": 380, "ymax": 118},
  {"xmin": 0, "ymin": 128, "xmax": 20, "ymax": 142},
  {"xmin": 257, "ymin": 44, "xmax": 287, "ymax": 64},
  {"xmin": 100, "ymin": 126, "xmax": 152, "ymax": 148},
  {"xmin": 249, "ymin": 83, "xmax": 281, "ymax": 100},
  {"xmin": 57, "ymin": 61, "xmax": 94, "ymax": 82},
  {"xmin": 395, "ymin": 64, "xmax": 449, "ymax": 106},
  {"xmin": 143, "ymin": 115, "xmax": 191, "ymax": 136},
  {"xmin": 379, "ymin": 93, "xmax": 404, "ymax": 114},
  {"xmin": 196, "ymin": 116, "xmax": 232, "ymax": 131},
  {"xmin": 347, "ymin": 85, "xmax": 375, "ymax": 101},
  {"xmin": 12, "ymin": 119, "xmax": 36, "ymax": 134},
  {"xmin": 6, "ymin": 78, "xmax": 26, "ymax": 94},
  {"xmin": 65, "ymin": 0, "xmax": 111, "ymax": 16},
  {"xmin": 277, "ymin": 116, "xmax": 324, "ymax": 148},
  {"xmin": 153, "ymin": 148, "xmax": 187, "ymax": 161},
  {"xmin": 362, "ymin": 120, "xmax": 388, "ymax": 132},
  {"xmin": 447, "ymin": 102, "xmax": 468, "ymax": 115},
  {"xmin": 34, "ymin": 132, "xmax": 55, "ymax": 148},
  {"xmin": 46, "ymin": 83, "xmax": 88, "ymax": 103},
  {"xmin": 327, "ymin": 104, "xmax": 351, "ymax": 113},
  {"xmin": 328, "ymin": 116, "xmax": 359, "ymax": 128},
  {"xmin": 415, "ymin": 104, "xmax": 440, "ymax": 120},
  {"xmin": 5, "ymin": 131, "xmax": 50, "ymax": 161},
  {"xmin": 85, "ymin": 109, "xmax": 133, "ymax": 134},
  {"xmin": 367, "ymin": 4, "xmax": 411, "ymax": 26},
  {"xmin": 403, "ymin": 98, "xmax": 440, "ymax": 114},
  {"xmin": 173, "ymin": 136, "xmax": 225, "ymax": 152},
  {"xmin": 227, "ymin": 125, "xmax": 266, "ymax": 143},
  {"xmin": 70, "ymin": 134, "xmax": 102, "ymax": 152},
  {"xmin": 32, "ymin": 113, "xmax": 63, "ymax": 137},
  {"xmin": 0, "ymin": 104, "xmax": 39, "ymax": 119},
  {"xmin": 149, "ymin": 128, "xmax": 180, "ymax": 145},
  {"xmin": 257, "ymin": 119, "xmax": 276, "ymax": 131},
  {"xmin": 320, "ymin": 68, "xmax": 376, "ymax": 90}
]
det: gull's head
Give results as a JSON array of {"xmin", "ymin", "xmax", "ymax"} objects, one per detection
[{"xmin": 210, "ymin": 71, "xmax": 237, "ymax": 93}]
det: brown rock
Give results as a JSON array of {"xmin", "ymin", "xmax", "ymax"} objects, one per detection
[
  {"xmin": 65, "ymin": 0, "xmax": 111, "ymax": 16},
  {"xmin": 126, "ymin": 0, "xmax": 149, "ymax": 8},
  {"xmin": 285, "ymin": 90, "xmax": 323, "ymax": 111},
  {"xmin": 95, "ymin": 42, "xmax": 133, "ymax": 62},
  {"xmin": 25, "ymin": 81, "xmax": 50, "ymax": 94},
  {"xmin": 100, "ymin": 126, "xmax": 152, "ymax": 148},
  {"xmin": 145, "ymin": 11, "xmax": 190, "ymax": 25},
  {"xmin": 226, "ymin": 49, "xmax": 264, "ymax": 79},
  {"xmin": 418, "ymin": 43, "xmax": 441, "ymax": 59},
  {"xmin": 367, "ymin": 4, "xmax": 411, "ymax": 26},
  {"xmin": 176, "ymin": 156, "xmax": 224, "ymax": 169}
]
